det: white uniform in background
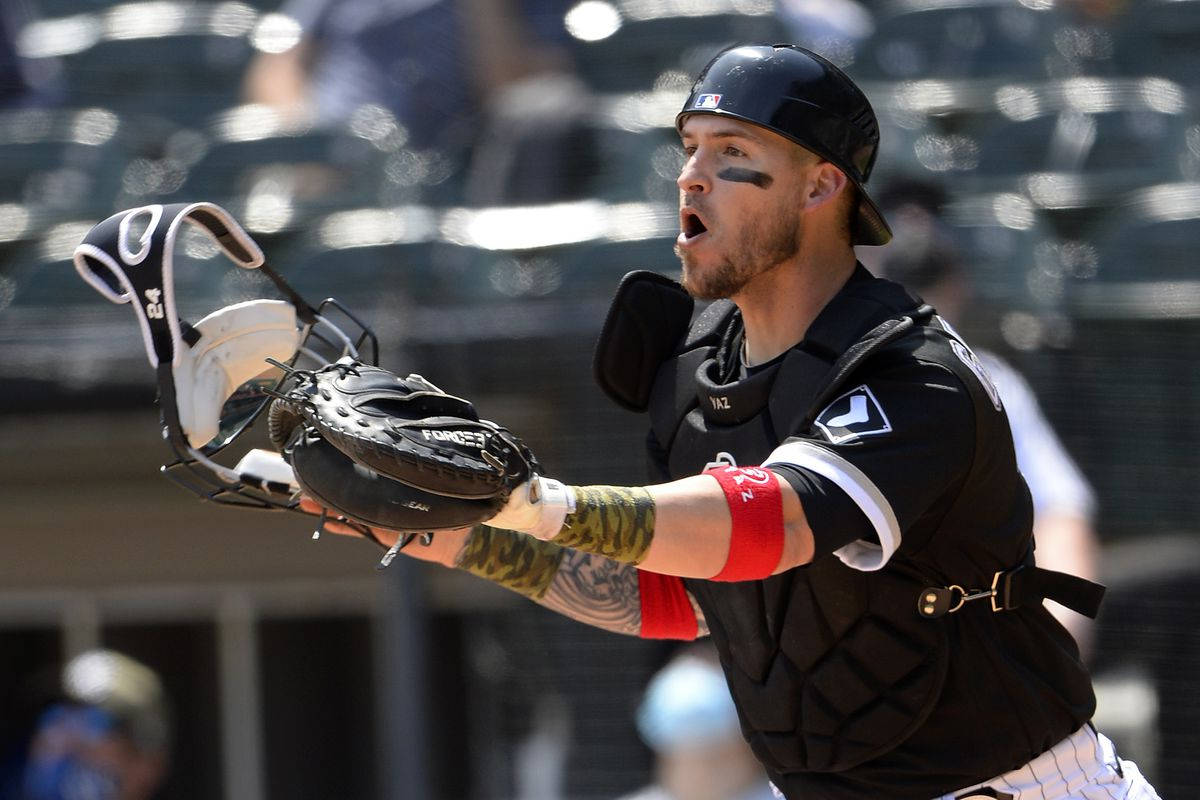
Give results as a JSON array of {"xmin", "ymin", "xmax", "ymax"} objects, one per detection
[{"xmin": 978, "ymin": 351, "xmax": 1096, "ymax": 523}]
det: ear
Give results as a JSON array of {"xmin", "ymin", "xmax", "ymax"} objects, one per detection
[{"xmin": 802, "ymin": 163, "xmax": 848, "ymax": 212}]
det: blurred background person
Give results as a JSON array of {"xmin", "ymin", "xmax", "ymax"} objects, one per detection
[
  {"xmin": 0, "ymin": 0, "xmax": 63, "ymax": 108},
  {"xmin": 241, "ymin": 0, "xmax": 593, "ymax": 204},
  {"xmin": 9, "ymin": 650, "xmax": 170, "ymax": 800},
  {"xmin": 0, "ymin": 3, "xmax": 32, "ymax": 107},
  {"xmin": 620, "ymin": 648, "xmax": 773, "ymax": 800},
  {"xmin": 775, "ymin": 0, "xmax": 875, "ymax": 69},
  {"xmin": 861, "ymin": 178, "xmax": 1100, "ymax": 654}
]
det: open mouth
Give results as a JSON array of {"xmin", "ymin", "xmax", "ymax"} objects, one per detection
[{"xmin": 681, "ymin": 210, "xmax": 708, "ymax": 240}]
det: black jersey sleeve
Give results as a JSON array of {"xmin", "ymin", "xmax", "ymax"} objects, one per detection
[
  {"xmin": 763, "ymin": 355, "xmax": 976, "ymax": 571},
  {"xmin": 767, "ymin": 462, "xmax": 877, "ymax": 556}
]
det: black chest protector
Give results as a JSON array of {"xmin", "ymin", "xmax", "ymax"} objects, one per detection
[
  {"xmin": 594, "ymin": 268, "xmax": 1100, "ymax": 786},
  {"xmin": 599, "ymin": 268, "xmax": 950, "ymax": 771},
  {"xmin": 671, "ymin": 271, "xmax": 953, "ymax": 773}
]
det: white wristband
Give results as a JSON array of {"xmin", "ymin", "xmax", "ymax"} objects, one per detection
[{"xmin": 487, "ymin": 476, "xmax": 576, "ymax": 540}]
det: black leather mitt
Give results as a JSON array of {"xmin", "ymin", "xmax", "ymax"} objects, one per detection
[{"xmin": 269, "ymin": 359, "xmax": 536, "ymax": 531}]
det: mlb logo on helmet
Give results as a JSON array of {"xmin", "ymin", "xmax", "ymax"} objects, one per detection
[{"xmin": 694, "ymin": 93, "xmax": 722, "ymax": 109}]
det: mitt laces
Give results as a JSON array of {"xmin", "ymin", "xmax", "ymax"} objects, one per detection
[
  {"xmin": 260, "ymin": 356, "xmax": 436, "ymax": 567},
  {"xmin": 261, "ymin": 355, "xmax": 362, "ymax": 395}
]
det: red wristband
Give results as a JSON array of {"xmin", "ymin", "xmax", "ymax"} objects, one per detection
[
  {"xmin": 638, "ymin": 570, "xmax": 699, "ymax": 640},
  {"xmin": 704, "ymin": 465, "xmax": 785, "ymax": 581}
]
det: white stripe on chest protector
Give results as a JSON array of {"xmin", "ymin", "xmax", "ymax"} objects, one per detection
[{"xmin": 763, "ymin": 440, "xmax": 901, "ymax": 572}]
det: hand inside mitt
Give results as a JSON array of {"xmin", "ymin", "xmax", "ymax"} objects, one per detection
[{"xmin": 268, "ymin": 358, "xmax": 537, "ymax": 533}]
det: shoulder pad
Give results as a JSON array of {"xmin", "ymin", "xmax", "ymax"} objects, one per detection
[
  {"xmin": 801, "ymin": 271, "xmax": 924, "ymax": 356},
  {"xmin": 593, "ymin": 271, "xmax": 694, "ymax": 412},
  {"xmin": 792, "ymin": 306, "xmax": 936, "ymax": 435}
]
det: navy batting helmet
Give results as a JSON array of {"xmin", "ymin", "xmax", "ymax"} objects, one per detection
[{"xmin": 677, "ymin": 44, "xmax": 892, "ymax": 246}]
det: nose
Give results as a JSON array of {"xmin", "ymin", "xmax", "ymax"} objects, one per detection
[{"xmin": 677, "ymin": 152, "xmax": 710, "ymax": 195}]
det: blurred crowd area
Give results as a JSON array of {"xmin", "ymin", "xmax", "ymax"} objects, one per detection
[
  {"xmin": 2, "ymin": 0, "xmax": 1200, "ymax": 798},
  {"xmin": 0, "ymin": 0, "xmax": 1198, "ymax": 532}
]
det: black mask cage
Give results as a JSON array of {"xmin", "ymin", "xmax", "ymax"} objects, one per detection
[
  {"xmin": 73, "ymin": 202, "xmax": 380, "ymax": 523},
  {"xmin": 156, "ymin": 296, "xmax": 379, "ymax": 515}
]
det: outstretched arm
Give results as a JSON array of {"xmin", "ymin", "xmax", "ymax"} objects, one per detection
[
  {"xmin": 490, "ymin": 470, "xmax": 814, "ymax": 580},
  {"xmin": 298, "ymin": 501, "xmax": 705, "ymax": 638}
]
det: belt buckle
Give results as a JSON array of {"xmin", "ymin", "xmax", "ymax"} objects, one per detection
[
  {"xmin": 990, "ymin": 564, "xmax": 1025, "ymax": 612},
  {"xmin": 990, "ymin": 569, "xmax": 1005, "ymax": 612}
]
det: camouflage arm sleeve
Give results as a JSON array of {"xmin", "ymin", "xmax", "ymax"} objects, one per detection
[
  {"xmin": 454, "ymin": 525, "xmax": 566, "ymax": 600},
  {"xmin": 551, "ymin": 485, "xmax": 657, "ymax": 565}
]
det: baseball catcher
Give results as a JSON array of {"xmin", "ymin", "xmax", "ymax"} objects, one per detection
[
  {"xmin": 77, "ymin": 41, "xmax": 1162, "ymax": 800},
  {"xmin": 261, "ymin": 44, "xmax": 1160, "ymax": 800}
]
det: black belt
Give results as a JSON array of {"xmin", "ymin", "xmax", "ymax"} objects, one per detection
[{"xmin": 918, "ymin": 551, "xmax": 1105, "ymax": 620}]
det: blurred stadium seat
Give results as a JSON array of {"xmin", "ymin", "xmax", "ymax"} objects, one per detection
[
  {"xmin": 585, "ymin": 123, "xmax": 679, "ymax": 202},
  {"xmin": 568, "ymin": 1, "xmax": 786, "ymax": 92},
  {"xmin": 1083, "ymin": 182, "xmax": 1200, "ymax": 285},
  {"xmin": 177, "ymin": 106, "xmax": 392, "ymax": 217},
  {"xmin": 19, "ymin": 1, "xmax": 260, "ymax": 124},
  {"xmin": 872, "ymin": 76, "xmax": 1195, "ymax": 238},
  {"xmin": 853, "ymin": 0, "xmax": 1059, "ymax": 81},
  {"xmin": 1114, "ymin": 0, "xmax": 1200, "ymax": 88},
  {"xmin": 941, "ymin": 189, "xmax": 1062, "ymax": 306},
  {"xmin": 972, "ymin": 79, "xmax": 1190, "ymax": 177},
  {"xmin": 0, "ymin": 106, "xmax": 125, "ymax": 216}
]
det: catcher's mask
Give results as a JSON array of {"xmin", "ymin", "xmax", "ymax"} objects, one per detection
[{"xmin": 73, "ymin": 202, "xmax": 378, "ymax": 515}]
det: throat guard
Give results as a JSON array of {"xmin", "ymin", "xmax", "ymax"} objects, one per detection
[{"xmin": 651, "ymin": 268, "xmax": 930, "ymax": 475}]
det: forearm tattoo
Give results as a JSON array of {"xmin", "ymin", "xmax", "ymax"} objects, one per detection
[
  {"xmin": 454, "ymin": 525, "xmax": 565, "ymax": 600},
  {"xmin": 454, "ymin": 522, "xmax": 707, "ymax": 639},
  {"xmin": 554, "ymin": 486, "xmax": 656, "ymax": 564},
  {"xmin": 539, "ymin": 549, "xmax": 643, "ymax": 637}
]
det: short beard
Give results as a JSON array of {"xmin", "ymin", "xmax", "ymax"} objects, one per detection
[{"xmin": 676, "ymin": 209, "xmax": 802, "ymax": 301}]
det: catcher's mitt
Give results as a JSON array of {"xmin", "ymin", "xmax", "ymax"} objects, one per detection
[{"xmin": 269, "ymin": 358, "xmax": 536, "ymax": 531}]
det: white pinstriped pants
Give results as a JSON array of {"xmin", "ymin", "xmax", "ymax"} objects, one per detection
[
  {"xmin": 938, "ymin": 724, "xmax": 1161, "ymax": 800},
  {"xmin": 767, "ymin": 725, "xmax": 1160, "ymax": 800}
]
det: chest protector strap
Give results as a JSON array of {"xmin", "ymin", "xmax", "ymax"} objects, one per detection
[{"xmin": 919, "ymin": 544, "xmax": 1106, "ymax": 620}]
